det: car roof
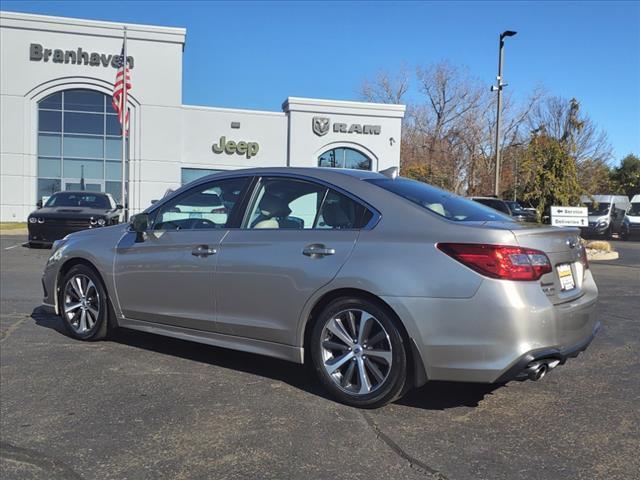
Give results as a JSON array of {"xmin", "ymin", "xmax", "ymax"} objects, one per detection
[{"xmin": 193, "ymin": 167, "xmax": 388, "ymax": 186}]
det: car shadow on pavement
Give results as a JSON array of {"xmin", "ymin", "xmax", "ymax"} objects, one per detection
[{"xmin": 32, "ymin": 306, "xmax": 500, "ymax": 411}]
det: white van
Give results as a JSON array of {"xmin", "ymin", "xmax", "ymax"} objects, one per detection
[
  {"xmin": 580, "ymin": 194, "xmax": 631, "ymax": 238},
  {"xmin": 621, "ymin": 194, "xmax": 640, "ymax": 240}
]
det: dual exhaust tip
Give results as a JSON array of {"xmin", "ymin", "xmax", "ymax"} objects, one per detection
[{"xmin": 525, "ymin": 359, "xmax": 561, "ymax": 381}]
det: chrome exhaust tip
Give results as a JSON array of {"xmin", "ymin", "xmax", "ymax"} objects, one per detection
[{"xmin": 525, "ymin": 361, "xmax": 549, "ymax": 381}]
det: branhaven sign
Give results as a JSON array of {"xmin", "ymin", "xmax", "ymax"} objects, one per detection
[
  {"xmin": 29, "ymin": 43, "xmax": 134, "ymax": 68},
  {"xmin": 312, "ymin": 116, "xmax": 381, "ymax": 137}
]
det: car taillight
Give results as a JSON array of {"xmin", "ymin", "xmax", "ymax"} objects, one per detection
[{"xmin": 437, "ymin": 243, "xmax": 552, "ymax": 281}]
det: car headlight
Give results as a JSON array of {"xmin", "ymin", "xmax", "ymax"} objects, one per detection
[
  {"xmin": 28, "ymin": 217, "xmax": 37, "ymax": 223},
  {"xmin": 37, "ymin": 217, "xmax": 45, "ymax": 224},
  {"xmin": 97, "ymin": 218, "xmax": 106, "ymax": 226}
]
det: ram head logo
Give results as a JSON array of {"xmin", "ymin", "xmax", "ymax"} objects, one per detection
[{"xmin": 312, "ymin": 117, "xmax": 330, "ymax": 136}]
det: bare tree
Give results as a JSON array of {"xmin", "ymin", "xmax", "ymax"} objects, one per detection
[{"xmin": 360, "ymin": 66, "xmax": 410, "ymax": 104}]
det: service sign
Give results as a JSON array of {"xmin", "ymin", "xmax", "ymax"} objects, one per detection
[{"xmin": 550, "ymin": 206, "xmax": 588, "ymax": 227}]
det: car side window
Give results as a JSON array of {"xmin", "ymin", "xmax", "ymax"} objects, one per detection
[
  {"xmin": 153, "ymin": 177, "xmax": 249, "ymax": 231},
  {"xmin": 245, "ymin": 177, "xmax": 373, "ymax": 230}
]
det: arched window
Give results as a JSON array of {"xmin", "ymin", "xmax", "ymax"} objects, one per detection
[
  {"xmin": 37, "ymin": 89, "xmax": 128, "ymax": 203},
  {"xmin": 317, "ymin": 147, "xmax": 372, "ymax": 171}
]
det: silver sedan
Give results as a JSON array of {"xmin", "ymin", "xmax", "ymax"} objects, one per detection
[{"xmin": 42, "ymin": 167, "xmax": 599, "ymax": 408}]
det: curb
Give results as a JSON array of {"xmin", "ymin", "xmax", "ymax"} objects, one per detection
[{"xmin": 586, "ymin": 251, "xmax": 619, "ymax": 261}]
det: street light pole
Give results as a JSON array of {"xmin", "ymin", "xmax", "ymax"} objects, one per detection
[{"xmin": 492, "ymin": 30, "xmax": 517, "ymax": 197}]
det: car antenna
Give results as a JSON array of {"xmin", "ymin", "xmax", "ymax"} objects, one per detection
[{"xmin": 379, "ymin": 166, "xmax": 398, "ymax": 180}]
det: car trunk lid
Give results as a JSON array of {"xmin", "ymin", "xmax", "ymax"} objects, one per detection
[{"xmin": 509, "ymin": 224, "xmax": 585, "ymax": 304}]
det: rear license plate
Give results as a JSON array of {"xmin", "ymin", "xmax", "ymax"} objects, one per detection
[{"xmin": 557, "ymin": 263, "xmax": 575, "ymax": 291}]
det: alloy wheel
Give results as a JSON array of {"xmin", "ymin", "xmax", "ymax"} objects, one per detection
[
  {"xmin": 320, "ymin": 309, "xmax": 393, "ymax": 395},
  {"xmin": 63, "ymin": 274, "xmax": 100, "ymax": 334}
]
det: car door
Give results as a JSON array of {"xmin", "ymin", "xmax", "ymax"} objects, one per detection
[
  {"xmin": 113, "ymin": 176, "xmax": 250, "ymax": 332},
  {"xmin": 214, "ymin": 176, "xmax": 375, "ymax": 345}
]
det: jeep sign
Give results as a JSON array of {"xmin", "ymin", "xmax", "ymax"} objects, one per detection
[{"xmin": 212, "ymin": 136, "xmax": 259, "ymax": 159}]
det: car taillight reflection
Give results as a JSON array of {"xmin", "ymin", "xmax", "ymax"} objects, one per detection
[{"xmin": 437, "ymin": 243, "xmax": 552, "ymax": 281}]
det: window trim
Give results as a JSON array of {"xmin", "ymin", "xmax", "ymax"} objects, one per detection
[
  {"xmin": 149, "ymin": 176, "xmax": 253, "ymax": 232},
  {"xmin": 145, "ymin": 172, "xmax": 381, "ymax": 231},
  {"xmin": 240, "ymin": 175, "xmax": 379, "ymax": 231}
]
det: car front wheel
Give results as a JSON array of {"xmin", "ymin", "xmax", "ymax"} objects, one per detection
[
  {"xmin": 310, "ymin": 297, "xmax": 407, "ymax": 408},
  {"xmin": 59, "ymin": 264, "xmax": 110, "ymax": 341}
]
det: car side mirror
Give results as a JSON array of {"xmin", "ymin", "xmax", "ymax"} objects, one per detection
[
  {"xmin": 131, "ymin": 213, "xmax": 149, "ymax": 242},
  {"xmin": 115, "ymin": 204, "xmax": 124, "ymax": 211},
  {"xmin": 36, "ymin": 200, "xmax": 43, "ymax": 209}
]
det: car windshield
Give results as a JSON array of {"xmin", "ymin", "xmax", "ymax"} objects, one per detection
[
  {"xmin": 45, "ymin": 192, "xmax": 111, "ymax": 209},
  {"xmin": 584, "ymin": 202, "xmax": 610, "ymax": 216},
  {"xmin": 628, "ymin": 203, "xmax": 640, "ymax": 215},
  {"xmin": 506, "ymin": 201, "xmax": 525, "ymax": 212},
  {"xmin": 366, "ymin": 178, "xmax": 514, "ymax": 222}
]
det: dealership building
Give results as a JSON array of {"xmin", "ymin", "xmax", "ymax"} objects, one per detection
[{"xmin": 0, "ymin": 11, "xmax": 405, "ymax": 221}]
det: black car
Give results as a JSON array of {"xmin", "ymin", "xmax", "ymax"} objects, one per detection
[{"xmin": 28, "ymin": 191, "xmax": 122, "ymax": 247}]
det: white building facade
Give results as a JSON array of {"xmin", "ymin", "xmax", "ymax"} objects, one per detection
[{"xmin": 0, "ymin": 11, "xmax": 405, "ymax": 221}]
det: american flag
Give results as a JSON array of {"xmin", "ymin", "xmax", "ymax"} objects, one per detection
[{"xmin": 112, "ymin": 43, "xmax": 131, "ymax": 135}]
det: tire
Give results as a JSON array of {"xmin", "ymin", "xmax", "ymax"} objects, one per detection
[
  {"xmin": 605, "ymin": 225, "xmax": 613, "ymax": 240},
  {"xmin": 310, "ymin": 297, "xmax": 407, "ymax": 408},
  {"xmin": 59, "ymin": 264, "xmax": 110, "ymax": 341}
]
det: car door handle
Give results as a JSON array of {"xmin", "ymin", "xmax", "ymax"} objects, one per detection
[
  {"xmin": 191, "ymin": 245, "xmax": 217, "ymax": 257},
  {"xmin": 303, "ymin": 244, "xmax": 336, "ymax": 257}
]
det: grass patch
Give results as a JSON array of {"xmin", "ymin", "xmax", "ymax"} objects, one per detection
[{"xmin": 0, "ymin": 222, "xmax": 27, "ymax": 231}]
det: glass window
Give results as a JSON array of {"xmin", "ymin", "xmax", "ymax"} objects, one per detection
[
  {"xmin": 366, "ymin": 178, "xmax": 514, "ymax": 222},
  {"xmin": 37, "ymin": 89, "xmax": 129, "ymax": 205},
  {"xmin": 64, "ymin": 112, "xmax": 104, "ymax": 135},
  {"xmin": 106, "ymin": 181, "xmax": 126, "ymax": 204},
  {"xmin": 318, "ymin": 147, "xmax": 372, "ymax": 171},
  {"xmin": 39, "ymin": 110, "xmax": 62, "ymax": 132},
  {"xmin": 38, "ymin": 157, "xmax": 61, "ymax": 178},
  {"xmin": 247, "ymin": 178, "xmax": 326, "ymax": 229},
  {"xmin": 181, "ymin": 168, "xmax": 223, "ymax": 185},
  {"xmin": 106, "ymin": 161, "xmax": 123, "ymax": 180},
  {"xmin": 316, "ymin": 189, "xmax": 373, "ymax": 229},
  {"xmin": 37, "ymin": 178, "xmax": 61, "ymax": 203},
  {"xmin": 38, "ymin": 133, "xmax": 61, "ymax": 157},
  {"xmin": 64, "ymin": 90, "xmax": 104, "ymax": 112},
  {"xmin": 39, "ymin": 92, "xmax": 62, "ymax": 110},
  {"xmin": 63, "ymin": 159, "xmax": 104, "ymax": 179},
  {"xmin": 63, "ymin": 135, "xmax": 103, "ymax": 158},
  {"xmin": 106, "ymin": 114, "xmax": 122, "ymax": 136},
  {"xmin": 154, "ymin": 177, "xmax": 249, "ymax": 231},
  {"xmin": 105, "ymin": 137, "xmax": 128, "ymax": 160}
]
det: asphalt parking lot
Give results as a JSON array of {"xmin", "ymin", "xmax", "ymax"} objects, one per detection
[{"xmin": 1, "ymin": 235, "xmax": 639, "ymax": 480}]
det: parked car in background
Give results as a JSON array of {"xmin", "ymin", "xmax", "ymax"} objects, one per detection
[
  {"xmin": 621, "ymin": 194, "xmax": 640, "ymax": 240},
  {"xmin": 505, "ymin": 201, "xmax": 538, "ymax": 223},
  {"xmin": 470, "ymin": 196, "xmax": 512, "ymax": 215},
  {"xmin": 41, "ymin": 168, "xmax": 599, "ymax": 408},
  {"xmin": 28, "ymin": 191, "xmax": 122, "ymax": 248},
  {"xmin": 580, "ymin": 195, "xmax": 631, "ymax": 238}
]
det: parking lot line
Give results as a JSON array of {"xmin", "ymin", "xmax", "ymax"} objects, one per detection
[{"xmin": 4, "ymin": 243, "xmax": 23, "ymax": 250}]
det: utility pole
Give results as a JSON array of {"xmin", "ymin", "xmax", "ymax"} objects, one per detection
[{"xmin": 491, "ymin": 30, "xmax": 517, "ymax": 197}]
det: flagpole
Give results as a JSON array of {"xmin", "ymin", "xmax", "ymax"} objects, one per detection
[{"xmin": 121, "ymin": 25, "xmax": 128, "ymax": 221}]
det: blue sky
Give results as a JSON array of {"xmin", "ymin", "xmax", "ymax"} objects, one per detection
[{"xmin": 4, "ymin": 0, "xmax": 639, "ymax": 163}]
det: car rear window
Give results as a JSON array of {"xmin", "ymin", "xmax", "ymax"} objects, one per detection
[{"xmin": 366, "ymin": 178, "xmax": 514, "ymax": 222}]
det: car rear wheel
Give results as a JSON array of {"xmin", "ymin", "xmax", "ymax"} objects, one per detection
[
  {"xmin": 310, "ymin": 297, "xmax": 407, "ymax": 408},
  {"xmin": 60, "ymin": 265, "xmax": 109, "ymax": 341}
]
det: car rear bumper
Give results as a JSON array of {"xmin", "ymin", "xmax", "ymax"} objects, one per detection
[{"xmin": 382, "ymin": 269, "xmax": 599, "ymax": 384}]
